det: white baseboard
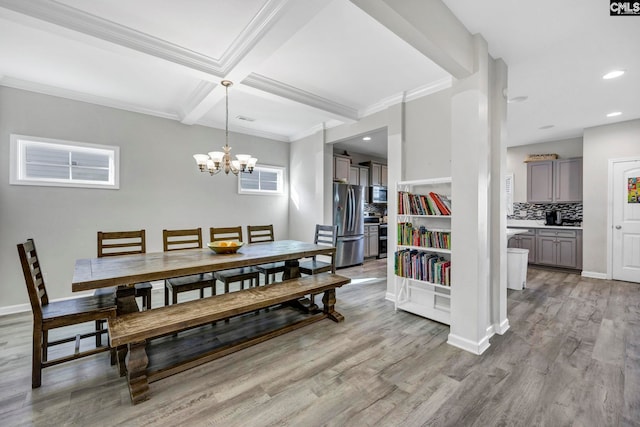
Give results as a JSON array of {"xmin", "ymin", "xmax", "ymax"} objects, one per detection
[
  {"xmin": 0, "ymin": 281, "xmax": 165, "ymax": 318},
  {"xmin": 0, "ymin": 303, "xmax": 30, "ymax": 316},
  {"xmin": 581, "ymin": 271, "xmax": 608, "ymax": 280},
  {"xmin": 385, "ymin": 292, "xmax": 395, "ymax": 303},
  {"xmin": 447, "ymin": 333, "xmax": 491, "ymax": 355},
  {"xmin": 495, "ymin": 318, "xmax": 510, "ymax": 335}
]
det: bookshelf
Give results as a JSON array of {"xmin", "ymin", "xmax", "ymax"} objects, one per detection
[{"xmin": 394, "ymin": 177, "xmax": 452, "ymax": 325}]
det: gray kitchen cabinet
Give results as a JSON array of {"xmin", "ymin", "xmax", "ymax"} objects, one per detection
[
  {"xmin": 349, "ymin": 165, "xmax": 370, "ymax": 187},
  {"xmin": 349, "ymin": 166, "xmax": 359, "ymax": 185},
  {"xmin": 364, "ymin": 224, "xmax": 379, "ymax": 258},
  {"xmin": 527, "ymin": 158, "xmax": 582, "ymax": 203},
  {"xmin": 359, "ymin": 166, "xmax": 369, "ymax": 187},
  {"xmin": 554, "ymin": 158, "xmax": 582, "ymax": 202},
  {"xmin": 333, "ymin": 155, "xmax": 350, "ymax": 182},
  {"xmin": 360, "ymin": 161, "xmax": 387, "ymax": 187},
  {"xmin": 535, "ymin": 229, "xmax": 581, "ymax": 269},
  {"xmin": 527, "ymin": 161, "xmax": 553, "ymax": 202},
  {"xmin": 508, "ymin": 230, "xmax": 537, "ymax": 263}
]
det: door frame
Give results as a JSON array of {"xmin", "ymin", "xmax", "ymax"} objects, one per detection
[{"xmin": 607, "ymin": 156, "xmax": 640, "ymax": 280}]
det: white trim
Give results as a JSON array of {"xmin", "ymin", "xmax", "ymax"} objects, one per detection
[
  {"xmin": 495, "ymin": 318, "xmax": 510, "ymax": 335},
  {"xmin": 385, "ymin": 291, "xmax": 396, "ymax": 302},
  {"xmin": 581, "ymin": 271, "xmax": 608, "ymax": 280},
  {"xmin": 0, "ymin": 302, "xmax": 30, "ymax": 316},
  {"xmin": 243, "ymin": 73, "xmax": 359, "ymax": 121},
  {"xmin": 0, "ymin": 76, "xmax": 181, "ymax": 121},
  {"xmin": 447, "ymin": 333, "xmax": 491, "ymax": 355}
]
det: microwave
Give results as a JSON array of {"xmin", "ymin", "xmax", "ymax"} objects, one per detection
[{"xmin": 370, "ymin": 186, "xmax": 387, "ymax": 203}]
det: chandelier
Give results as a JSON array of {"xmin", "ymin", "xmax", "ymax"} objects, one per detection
[{"xmin": 193, "ymin": 80, "xmax": 257, "ymax": 175}]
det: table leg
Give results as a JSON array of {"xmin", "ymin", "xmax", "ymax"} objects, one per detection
[
  {"xmin": 281, "ymin": 259, "xmax": 300, "ymax": 280},
  {"xmin": 322, "ymin": 289, "xmax": 344, "ymax": 323},
  {"xmin": 126, "ymin": 341, "xmax": 149, "ymax": 404},
  {"xmin": 115, "ymin": 286, "xmax": 140, "ymax": 376}
]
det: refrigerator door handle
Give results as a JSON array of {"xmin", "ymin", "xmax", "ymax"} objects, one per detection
[{"xmin": 339, "ymin": 235, "xmax": 363, "ymax": 242}]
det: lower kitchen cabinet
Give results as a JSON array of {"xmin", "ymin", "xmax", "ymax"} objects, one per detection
[
  {"xmin": 364, "ymin": 224, "xmax": 379, "ymax": 258},
  {"xmin": 536, "ymin": 229, "xmax": 582, "ymax": 269},
  {"xmin": 507, "ymin": 230, "xmax": 536, "ymax": 263},
  {"xmin": 508, "ymin": 227, "xmax": 582, "ymax": 270}
]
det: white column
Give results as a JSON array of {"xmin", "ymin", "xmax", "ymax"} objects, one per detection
[
  {"xmin": 448, "ymin": 35, "xmax": 492, "ymax": 355},
  {"xmin": 490, "ymin": 58, "xmax": 510, "ymax": 335}
]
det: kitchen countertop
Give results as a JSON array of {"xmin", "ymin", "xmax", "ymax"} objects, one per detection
[{"xmin": 507, "ymin": 219, "xmax": 583, "ymax": 230}]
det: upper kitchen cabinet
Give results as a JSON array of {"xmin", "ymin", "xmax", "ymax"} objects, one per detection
[
  {"xmin": 333, "ymin": 155, "xmax": 351, "ymax": 182},
  {"xmin": 527, "ymin": 158, "xmax": 582, "ymax": 203},
  {"xmin": 361, "ymin": 161, "xmax": 388, "ymax": 187},
  {"xmin": 349, "ymin": 165, "xmax": 370, "ymax": 186}
]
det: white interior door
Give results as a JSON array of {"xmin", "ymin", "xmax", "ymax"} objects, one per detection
[{"xmin": 612, "ymin": 159, "xmax": 640, "ymax": 283}]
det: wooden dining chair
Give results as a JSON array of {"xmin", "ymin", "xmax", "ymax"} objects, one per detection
[
  {"xmin": 94, "ymin": 230, "xmax": 153, "ymax": 310},
  {"xmin": 299, "ymin": 224, "xmax": 338, "ymax": 275},
  {"xmin": 247, "ymin": 224, "xmax": 285, "ymax": 285},
  {"xmin": 17, "ymin": 239, "xmax": 116, "ymax": 388},
  {"xmin": 163, "ymin": 228, "xmax": 215, "ymax": 305},
  {"xmin": 210, "ymin": 227, "xmax": 260, "ymax": 292}
]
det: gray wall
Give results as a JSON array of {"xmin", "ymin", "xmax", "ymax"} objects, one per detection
[
  {"xmin": 506, "ymin": 137, "xmax": 583, "ymax": 202},
  {"xmin": 0, "ymin": 87, "xmax": 289, "ymax": 310},
  {"xmin": 404, "ymin": 88, "xmax": 452, "ymax": 180},
  {"xmin": 288, "ymin": 131, "xmax": 325, "ymax": 242},
  {"xmin": 582, "ymin": 118, "xmax": 640, "ymax": 275}
]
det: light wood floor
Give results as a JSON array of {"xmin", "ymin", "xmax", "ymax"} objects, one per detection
[{"xmin": 1, "ymin": 260, "xmax": 639, "ymax": 426}]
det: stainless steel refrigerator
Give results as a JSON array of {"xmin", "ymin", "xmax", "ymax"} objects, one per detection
[{"xmin": 333, "ymin": 183, "xmax": 364, "ymax": 268}]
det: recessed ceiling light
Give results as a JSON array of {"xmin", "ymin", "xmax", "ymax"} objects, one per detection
[
  {"xmin": 508, "ymin": 96, "xmax": 528, "ymax": 104},
  {"xmin": 607, "ymin": 111, "xmax": 622, "ymax": 117},
  {"xmin": 602, "ymin": 70, "xmax": 625, "ymax": 80},
  {"xmin": 362, "ymin": 136, "xmax": 372, "ymax": 141},
  {"xmin": 538, "ymin": 125, "xmax": 555, "ymax": 130}
]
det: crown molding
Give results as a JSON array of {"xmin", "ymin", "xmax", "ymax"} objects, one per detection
[
  {"xmin": 242, "ymin": 73, "xmax": 359, "ymax": 121},
  {"xmin": 0, "ymin": 0, "xmax": 289, "ymax": 77},
  {"xmin": 0, "ymin": 76, "xmax": 181, "ymax": 121},
  {"xmin": 358, "ymin": 76, "xmax": 453, "ymax": 118},
  {"xmin": 404, "ymin": 76, "xmax": 452, "ymax": 102}
]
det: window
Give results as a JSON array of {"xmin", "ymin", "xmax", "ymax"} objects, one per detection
[
  {"xmin": 238, "ymin": 165, "xmax": 284, "ymax": 195},
  {"xmin": 10, "ymin": 134, "xmax": 119, "ymax": 189}
]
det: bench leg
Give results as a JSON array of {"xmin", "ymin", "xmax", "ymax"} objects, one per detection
[
  {"xmin": 322, "ymin": 289, "xmax": 344, "ymax": 323},
  {"xmin": 126, "ymin": 341, "xmax": 150, "ymax": 405}
]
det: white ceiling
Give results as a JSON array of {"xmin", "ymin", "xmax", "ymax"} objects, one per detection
[{"xmin": 0, "ymin": 0, "xmax": 638, "ymax": 160}]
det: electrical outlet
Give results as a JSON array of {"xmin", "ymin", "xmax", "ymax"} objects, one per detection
[{"xmin": 518, "ymin": 211, "xmax": 527, "ymax": 217}]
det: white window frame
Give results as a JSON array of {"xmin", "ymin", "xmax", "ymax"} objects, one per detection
[
  {"xmin": 9, "ymin": 134, "xmax": 120, "ymax": 189},
  {"xmin": 238, "ymin": 164, "xmax": 285, "ymax": 195}
]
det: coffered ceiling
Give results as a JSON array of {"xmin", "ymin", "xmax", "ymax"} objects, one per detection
[{"xmin": 1, "ymin": 0, "xmax": 638, "ymax": 158}]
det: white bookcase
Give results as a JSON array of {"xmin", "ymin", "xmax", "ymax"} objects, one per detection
[{"xmin": 394, "ymin": 177, "xmax": 452, "ymax": 325}]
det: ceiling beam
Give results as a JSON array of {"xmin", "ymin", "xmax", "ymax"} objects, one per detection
[{"xmin": 350, "ymin": 0, "xmax": 475, "ymax": 79}]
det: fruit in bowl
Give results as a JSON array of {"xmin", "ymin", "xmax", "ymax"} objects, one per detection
[{"xmin": 207, "ymin": 241, "xmax": 244, "ymax": 254}]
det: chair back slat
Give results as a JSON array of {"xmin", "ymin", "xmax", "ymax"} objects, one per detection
[
  {"xmin": 315, "ymin": 224, "xmax": 338, "ymax": 246},
  {"xmin": 17, "ymin": 239, "xmax": 48, "ymax": 318},
  {"xmin": 98, "ymin": 230, "xmax": 146, "ymax": 257},
  {"xmin": 163, "ymin": 228, "xmax": 203, "ymax": 252},
  {"xmin": 247, "ymin": 225, "xmax": 275, "ymax": 243},
  {"xmin": 210, "ymin": 226, "xmax": 243, "ymax": 243}
]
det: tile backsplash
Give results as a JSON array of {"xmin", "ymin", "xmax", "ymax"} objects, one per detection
[{"xmin": 507, "ymin": 202, "xmax": 582, "ymax": 220}]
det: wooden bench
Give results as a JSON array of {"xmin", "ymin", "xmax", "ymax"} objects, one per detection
[{"xmin": 108, "ymin": 273, "xmax": 350, "ymax": 404}]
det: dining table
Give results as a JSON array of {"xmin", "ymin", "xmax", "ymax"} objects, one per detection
[
  {"xmin": 72, "ymin": 239, "xmax": 336, "ymax": 315},
  {"xmin": 72, "ymin": 239, "xmax": 337, "ymax": 377}
]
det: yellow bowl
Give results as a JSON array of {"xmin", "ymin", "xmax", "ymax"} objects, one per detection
[{"xmin": 207, "ymin": 241, "xmax": 244, "ymax": 254}]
